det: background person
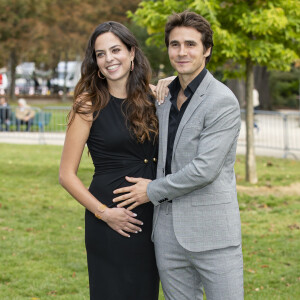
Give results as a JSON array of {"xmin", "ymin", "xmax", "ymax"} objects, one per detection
[
  {"xmin": 59, "ymin": 21, "xmax": 159, "ymax": 300},
  {"xmin": 33, "ymin": 72, "xmax": 40, "ymax": 94},
  {"xmin": 0, "ymin": 96, "xmax": 11, "ymax": 131},
  {"xmin": 15, "ymin": 98, "xmax": 35, "ymax": 132},
  {"xmin": 253, "ymin": 88, "xmax": 260, "ymax": 132}
]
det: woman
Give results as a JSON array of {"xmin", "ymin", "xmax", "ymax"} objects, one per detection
[{"xmin": 59, "ymin": 22, "xmax": 159, "ymax": 299}]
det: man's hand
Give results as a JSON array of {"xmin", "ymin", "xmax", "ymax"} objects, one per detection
[{"xmin": 113, "ymin": 177, "xmax": 151, "ymax": 210}]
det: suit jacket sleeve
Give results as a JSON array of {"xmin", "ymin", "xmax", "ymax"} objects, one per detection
[{"xmin": 147, "ymin": 93, "xmax": 241, "ymax": 206}]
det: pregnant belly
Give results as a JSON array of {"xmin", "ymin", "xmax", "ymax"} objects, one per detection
[{"xmin": 89, "ymin": 165, "xmax": 155, "ymax": 213}]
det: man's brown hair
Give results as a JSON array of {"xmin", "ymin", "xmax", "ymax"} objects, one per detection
[{"xmin": 165, "ymin": 11, "xmax": 214, "ymax": 64}]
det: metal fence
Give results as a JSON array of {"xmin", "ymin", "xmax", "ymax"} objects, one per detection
[
  {"xmin": 1, "ymin": 106, "xmax": 300, "ymax": 159},
  {"xmin": 0, "ymin": 106, "xmax": 69, "ymax": 145},
  {"xmin": 238, "ymin": 109, "xmax": 300, "ymax": 159}
]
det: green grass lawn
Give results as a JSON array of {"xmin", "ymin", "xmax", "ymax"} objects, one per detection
[{"xmin": 0, "ymin": 144, "xmax": 299, "ymax": 299}]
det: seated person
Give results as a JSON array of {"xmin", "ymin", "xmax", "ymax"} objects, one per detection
[
  {"xmin": 15, "ymin": 98, "xmax": 35, "ymax": 132},
  {"xmin": 0, "ymin": 96, "xmax": 11, "ymax": 131}
]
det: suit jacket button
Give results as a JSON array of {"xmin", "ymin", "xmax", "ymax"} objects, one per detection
[
  {"xmin": 144, "ymin": 159, "xmax": 148, "ymax": 163},
  {"xmin": 153, "ymin": 157, "xmax": 157, "ymax": 162}
]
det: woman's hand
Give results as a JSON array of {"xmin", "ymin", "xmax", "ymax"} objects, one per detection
[
  {"xmin": 151, "ymin": 76, "xmax": 176, "ymax": 105},
  {"xmin": 101, "ymin": 207, "xmax": 143, "ymax": 238}
]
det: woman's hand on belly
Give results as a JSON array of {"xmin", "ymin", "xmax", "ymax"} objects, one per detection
[{"xmin": 101, "ymin": 207, "xmax": 143, "ymax": 238}]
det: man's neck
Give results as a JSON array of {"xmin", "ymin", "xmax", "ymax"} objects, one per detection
[
  {"xmin": 178, "ymin": 76, "xmax": 190, "ymax": 91},
  {"xmin": 178, "ymin": 67, "xmax": 205, "ymax": 90}
]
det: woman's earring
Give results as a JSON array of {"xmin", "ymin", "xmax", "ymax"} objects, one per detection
[
  {"xmin": 130, "ymin": 60, "xmax": 134, "ymax": 72},
  {"xmin": 97, "ymin": 70, "xmax": 105, "ymax": 79}
]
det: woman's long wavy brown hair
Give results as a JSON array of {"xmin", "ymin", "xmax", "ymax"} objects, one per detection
[{"xmin": 69, "ymin": 21, "xmax": 158, "ymax": 143}]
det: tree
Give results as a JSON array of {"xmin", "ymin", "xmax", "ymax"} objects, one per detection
[
  {"xmin": 40, "ymin": 0, "xmax": 141, "ymax": 70},
  {"xmin": 0, "ymin": 0, "xmax": 46, "ymax": 100},
  {"xmin": 41, "ymin": 0, "xmax": 140, "ymax": 100},
  {"xmin": 0, "ymin": 0, "xmax": 140, "ymax": 100},
  {"xmin": 270, "ymin": 65, "xmax": 300, "ymax": 109},
  {"xmin": 130, "ymin": 0, "xmax": 300, "ymax": 183},
  {"xmin": 127, "ymin": 23, "xmax": 173, "ymax": 81}
]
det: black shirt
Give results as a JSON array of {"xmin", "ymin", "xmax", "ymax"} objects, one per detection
[{"xmin": 165, "ymin": 68, "xmax": 207, "ymax": 175}]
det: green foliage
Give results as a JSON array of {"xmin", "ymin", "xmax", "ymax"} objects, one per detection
[
  {"xmin": 130, "ymin": 0, "xmax": 300, "ymax": 75},
  {"xmin": 269, "ymin": 66, "xmax": 300, "ymax": 108},
  {"xmin": 128, "ymin": 0, "xmax": 193, "ymax": 47},
  {"xmin": 127, "ymin": 22, "xmax": 173, "ymax": 81},
  {"xmin": 0, "ymin": 145, "xmax": 299, "ymax": 299}
]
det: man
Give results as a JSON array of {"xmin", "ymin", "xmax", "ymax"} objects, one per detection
[
  {"xmin": 0, "ymin": 96, "xmax": 11, "ymax": 131},
  {"xmin": 113, "ymin": 11, "xmax": 243, "ymax": 300},
  {"xmin": 15, "ymin": 98, "xmax": 35, "ymax": 132}
]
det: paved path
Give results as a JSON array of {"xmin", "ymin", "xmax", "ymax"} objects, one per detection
[{"xmin": 0, "ymin": 131, "xmax": 65, "ymax": 145}]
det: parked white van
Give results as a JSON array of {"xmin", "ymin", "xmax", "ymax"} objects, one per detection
[{"xmin": 51, "ymin": 61, "xmax": 81, "ymax": 93}]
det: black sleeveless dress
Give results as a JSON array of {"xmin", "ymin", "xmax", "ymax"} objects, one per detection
[{"xmin": 85, "ymin": 95, "xmax": 159, "ymax": 300}]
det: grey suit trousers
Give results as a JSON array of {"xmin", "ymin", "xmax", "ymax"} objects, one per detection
[{"xmin": 154, "ymin": 202, "xmax": 244, "ymax": 300}]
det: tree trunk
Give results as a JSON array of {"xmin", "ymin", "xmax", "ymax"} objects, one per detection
[
  {"xmin": 227, "ymin": 78, "xmax": 245, "ymax": 108},
  {"xmin": 62, "ymin": 51, "xmax": 68, "ymax": 102},
  {"xmin": 9, "ymin": 49, "xmax": 17, "ymax": 101},
  {"xmin": 245, "ymin": 58, "xmax": 258, "ymax": 183}
]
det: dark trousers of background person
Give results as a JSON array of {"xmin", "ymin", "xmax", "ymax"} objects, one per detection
[
  {"xmin": 16, "ymin": 119, "xmax": 33, "ymax": 132},
  {"xmin": 0, "ymin": 119, "xmax": 10, "ymax": 131},
  {"xmin": 0, "ymin": 108, "xmax": 10, "ymax": 131}
]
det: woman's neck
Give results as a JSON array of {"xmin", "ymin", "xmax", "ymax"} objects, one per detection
[{"xmin": 107, "ymin": 79, "xmax": 128, "ymax": 99}]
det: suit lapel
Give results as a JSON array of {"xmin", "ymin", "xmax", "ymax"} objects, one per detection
[
  {"xmin": 160, "ymin": 98, "xmax": 171, "ymax": 166},
  {"xmin": 172, "ymin": 71, "xmax": 213, "ymax": 157}
]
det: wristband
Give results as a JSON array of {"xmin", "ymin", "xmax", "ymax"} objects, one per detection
[{"xmin": 95, "ymin": 204, "xmax": 108, "ymax": 220}]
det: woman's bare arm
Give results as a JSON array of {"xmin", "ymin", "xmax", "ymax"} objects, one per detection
[{"xmin": 59, "ymin": 109, "xmax": 143, "ymax": 237}]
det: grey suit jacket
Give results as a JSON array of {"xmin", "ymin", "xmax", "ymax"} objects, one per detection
[{"xmin": 147, "ymin": 71, "xmax": 242, "ymax": 252}]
